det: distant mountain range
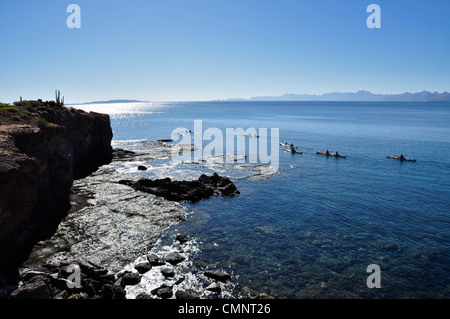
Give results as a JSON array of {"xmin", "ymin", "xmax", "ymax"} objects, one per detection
[
  {"xmin": 223, "ymin": 90, "xmax": 450, "ymax": 102},
  {"xmin": 70, "ymin": 91, "xmax": 450, "ymax": 104}
]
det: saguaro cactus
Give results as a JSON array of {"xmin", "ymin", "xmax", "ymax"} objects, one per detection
[
  {"xmin": 55, "ymin": 90, "xmax": 64, "ymax": 106},
  {"xmin": 55, "ymin": 90, "xmax": 60, "ymax": 104}
]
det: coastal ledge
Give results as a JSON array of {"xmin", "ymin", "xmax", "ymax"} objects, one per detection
[{"xmin": 0, "ymin": 100, "xmax": 113, "ymax": 285}]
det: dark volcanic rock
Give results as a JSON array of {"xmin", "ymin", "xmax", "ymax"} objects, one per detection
[
  {"xmin": 175, "ymin": 290, "xmax": 199, "ymax": 299},
  {"xmin": 161, "ymin": 267, "xmax": 175, "ymax": 278},
  {"xmin": 101, "ymin": 284, "xmax": 126, "ymax": 299},
  {"xmin": 120, "ymin": 272, "xmax": 141, "ymax": 287},
  {"xmin": 5, "ymin": 261, "xmax": 125, "ymax": 299},
  {"xmin": 151, "ymin": 284, "xmax": 173, "ymax": 299},
  {"xmin": 118, "ymin": 172, "xmax": 239, "ymax": 203},
  {"xmin": 134, "ymin": 262, "xmax": 152, "ymax": 274},
  {"xmin": 165, "ymin": 252, "xmax": 185, "ymax": 265},
  {"xmin": 9, "ymin": 276, "xmax": 52, "ymax": 299},
  {"xmin": 136, "ymin": 293, "xmax": 153, "ymax": 299},
  {"xmin": 176, "ymin": 234, "xmax": 192, "ymax": 244},
  {"xmin": 205, "ymin": 282, "xmax": 221, "ymax": 293},
  {"xmin": 146, "ymin": 254, "xmax": 165, "ymax": 266},
  {"xmin": 204, "ymin": 270, "xmax": 231, "ymax": 283},
  {"xmin": 156, "ymin": 286, "xmax": 173, "ymax": 299},
  {"xmin": 113, "ymin": 148, "xmax": 136, "ymax": 160}
]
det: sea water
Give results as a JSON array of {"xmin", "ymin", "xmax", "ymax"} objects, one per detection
[{"xmin": 76, "ymin": 101, "xmax": 450, "ymax": 298}]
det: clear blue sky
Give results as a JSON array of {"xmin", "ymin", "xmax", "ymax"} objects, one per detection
[{"xmin": 0, "ymin": 0, "xmax": 449, "ymax": 103}]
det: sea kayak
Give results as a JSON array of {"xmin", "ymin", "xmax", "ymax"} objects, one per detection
[
  {"xmin": 284, "ymin": 148, "xmax": 302, "ymax": 154},
  {"xmin": 315, "ymin": 151, "xmax": 346, "ymax": 158},
  {"xmin": 387, "ymin": 155, "xmax": 416, "ymax": 162},
  {"xmin": 280, "ymin": 143, "xmax": 298, "ymax": 149}
]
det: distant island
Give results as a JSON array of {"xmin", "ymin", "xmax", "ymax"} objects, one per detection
[
  {"xmin": 218, "ymin": 90, "xmax": 450, "ymax": 102},
  {"xmin": 71, "ymin": 99, "xmax": 150, "ymax": 105}
]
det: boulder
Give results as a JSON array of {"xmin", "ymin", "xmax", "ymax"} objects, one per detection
[
  {"xmin": 151, "ymin": 284, "xmax": 173, "ymax": 299},
  {"xmin": 165, "ymin": 252, "xmax": 185, "ymax": 265},
  {"xmin": 120, "ymin": 272, "xmax": 141, "ymax": 286},
  {"xmin": 176, "ymin": 234, "xmax": 192, "ymax": 244},
  {"xmin": 205, "ymin": 282, "xmax": 221, "ymax": 293},
  {"xmin": 134, "ymin": 262, "xmax": 152, "ymax": 274},
  {"xmin": 161, "ymin": 267, "xmax": 175, "ymax": 278},
  {"xmin": 156, "ymin": 286, "xmax": 173, "ymax": 299},
  {"xmin": 113, "ymin": 148, "xmax": 136, "ymax": 160},
  {"xmin": 101, "ymin": 284, "xmax": 126, "ymax": 299},
  {"xmin": 9, "ymin": 276, "xmax": 52, "ymax": 299},
  {"xmin": 146, "ymin": 254, "xmax": 165, "ymax": 266},
  {"xmin": 135, "ymin": 293, "xmax": 153, "ymax": 299},
  {"xmin": 175, "ymin": 290, "xmax": 199, "ymax": 299},
  {"xmin": 204, "ymin": 270, "xmax": 231, "ymax": 282}
]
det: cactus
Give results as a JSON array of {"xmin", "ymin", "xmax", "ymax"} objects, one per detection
[{"xmin": 55, "ymin": 89, "xmax": 64, "ymax": 106}]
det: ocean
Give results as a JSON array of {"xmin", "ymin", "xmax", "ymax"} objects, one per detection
[{"xmin": 76, "ymin": 101, "xmax": 450, "ymax": 298}]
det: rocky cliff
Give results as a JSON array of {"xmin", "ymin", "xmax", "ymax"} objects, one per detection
[{"xmin": 0, "ymin": 103, "xmax": 113, "ymax": 283}]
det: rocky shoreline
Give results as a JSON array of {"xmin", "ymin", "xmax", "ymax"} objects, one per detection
[
  {"xmin": 0, "ymin": 137, "xmax": 259, "ymax": 299},
  {"xmin": 0, "ymin": 101, "xmax": 278, "ymax": 299},
  {"xmin": 3, "ymin": 236, "xmax": 273, "ymax": 300}
]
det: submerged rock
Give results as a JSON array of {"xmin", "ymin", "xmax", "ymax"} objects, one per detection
[
  {"xmin": 205, "ymin": 282, "xmax": 221, "ymax": 293},
  {"xmin": 112, "ymin": 148, "xmax": 136, "ymax": 160},
  {"xmin": 204, "ymin": 270, "xmax": 231, "ymax": 283},
  {"xmin": 176, "ymin": 234, "xmax": 192, "ymax": 244},
  {"xmin": 165, "ymin": 252, "xmax": 185, "ymax": 265}
]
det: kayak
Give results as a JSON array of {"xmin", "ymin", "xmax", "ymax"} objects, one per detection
[
  {"xmin": 315, "ymin": 150, "xmax": 346, "ymax": 158},
  {"xmin": 387, "ymin": 155, "xmax": 416, "ymax": 162},
  {"xmin": 284, "ymin": 148, "xmax": 302, "ymax": 154},
  {"xmin": 280, "ymin": 143, "xmax": 298, "ymax": 149}
]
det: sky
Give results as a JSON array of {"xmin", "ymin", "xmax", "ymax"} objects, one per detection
[{"xmin": 0, "ymin": 0, "xmax": 449, "ymax": 103}]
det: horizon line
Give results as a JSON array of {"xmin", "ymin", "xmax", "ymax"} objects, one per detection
[{"xmin": 65, "ymin": 89, "xmax": 450, "ymax": 105}]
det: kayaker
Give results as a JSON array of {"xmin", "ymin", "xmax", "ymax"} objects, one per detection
[
  {"xmin": 326, "ymin": 150, "xmax": 330, "ymax": 156},
  {"xmin": 335, "ymin": 151, "xmax": 339, "ymax": 157},
  {"xmin": 291, "ymin": 144, "xmax": 296, "ymax": 152},
  {"xmin": 400, "ymin": 154, "xmax": 405, "ymax": 160}
]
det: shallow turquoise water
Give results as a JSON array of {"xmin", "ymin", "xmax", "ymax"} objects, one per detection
[{"xmin": 81, "ymin": 101, "xmax": 450, "ymax": 298}]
